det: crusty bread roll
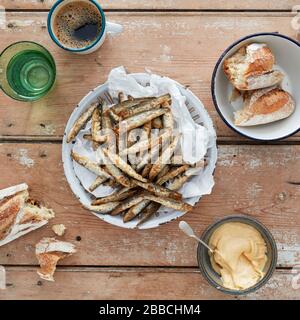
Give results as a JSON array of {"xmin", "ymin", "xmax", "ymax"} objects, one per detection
[
  {"xmin": 0, "ymin": 183, "xmax": 55, "ymax": 247},
  {"xmin": 223, "ymin": 43, "xmax": 284, "ymax": 90},
  {"xmin": 36, "ymin": 237, "xmax": 76, "ymax": 281},
  {"xmin": 234, "ymin": 86, "xmax": 295, "ymax": 126}
]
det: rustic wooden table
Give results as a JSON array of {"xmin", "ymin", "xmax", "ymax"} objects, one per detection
[{"xmin": 0, "ymin": 0, "xmax": 299, "ymax": 300}]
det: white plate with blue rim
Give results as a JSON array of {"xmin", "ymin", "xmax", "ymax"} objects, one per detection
[{"xmin": 211, "ymin": 32, "xmax": 300, "ymax": 141}]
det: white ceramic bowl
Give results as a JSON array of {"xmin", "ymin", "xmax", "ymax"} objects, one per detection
[{"xmin": 211, "ymin": 32, "xmax": 300, "ymax": 141}]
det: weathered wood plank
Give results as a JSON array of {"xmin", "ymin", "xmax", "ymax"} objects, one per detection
[
  {"xmin": 0, "ymin": 143, "xmax": 299, "ymax": 267},
  {"xmin": 1, "ymin": 0, "xmax": 298, "ymax": 10},
  {"xmin": 0, "ymin": 267, "xmax": 297, "ymax": 300},
  {"xmin": 0, "ymin": 12, "xmax": 298, "ymax": 139}
]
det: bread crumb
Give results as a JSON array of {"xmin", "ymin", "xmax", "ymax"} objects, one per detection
[{"xmin": 52, "ymin": 224, "xmax": 66, "ymax": 236}]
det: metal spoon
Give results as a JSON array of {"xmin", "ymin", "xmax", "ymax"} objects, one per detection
[{"xmin": 179, "ymin": 221, "xmax": 214, "ymax": 253}]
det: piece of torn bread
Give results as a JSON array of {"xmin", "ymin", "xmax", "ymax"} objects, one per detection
[
  {"xmin": 36, "ymin": 237, "xmax": 76, "ymax": 282},
  {"xmin": 234, "ymin": 86, "xmax": 295, "ymax": 126},
  {"xmin": 52, "ymin": 224, "xmax": 66, "ymax": 236},
  {"xmin": 0, "ymin": 183, "xmax": 55, "ymax": 247},
  {"xmin": 223, "ymin": 43, "xmax": 284, "ymax": 90}
]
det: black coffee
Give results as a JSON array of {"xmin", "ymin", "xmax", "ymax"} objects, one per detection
[{"xmin": 53, "ymin": 1, "xmax": 102, "ymax": 49}]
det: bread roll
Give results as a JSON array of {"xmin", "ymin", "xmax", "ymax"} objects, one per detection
[
  {"xmin": 234, "ymin": 86, "xmax": 295, "ymax": 126},
  {"xmin": 223, "ymin": 43, "xmax": 284, "ymax": 90}
]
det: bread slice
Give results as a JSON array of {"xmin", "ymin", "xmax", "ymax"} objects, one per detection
[
  {"xmin": 223, "ymin": 43, "xmax": 284, "ymax": 90},
  {"xmin": 0, "ymin": 183, "xmax": 55, "ymax": 247},
  {"xmin": 36, "ymin": 237, "xmax": 76, "ymax": 281},
  {"xmin": 234, "ymin": 86, "xmax": 295, "ymax": 126}
]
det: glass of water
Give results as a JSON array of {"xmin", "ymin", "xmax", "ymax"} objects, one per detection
[{"xmin": 0, "ymin": 41, "xmax": 56, "ymax": 102}]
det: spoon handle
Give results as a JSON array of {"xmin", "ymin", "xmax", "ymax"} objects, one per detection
[
  {"xmin": 192, "ymin": 235, "xmax": 214, "ymax": 253},
  {"xmin": 179, "ymin": 221, "xmax": 214, "ymax": 253}
]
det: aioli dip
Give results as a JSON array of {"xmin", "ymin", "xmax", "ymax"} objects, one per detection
[{"xmin": 209, "ymin": 222, "xmax": 268, "ymax": 290}]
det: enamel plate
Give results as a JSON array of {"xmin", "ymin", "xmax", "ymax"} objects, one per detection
[
  {"xmin": 212, "ymin": 32, "xmax": 300, "ymax": 141},
  {"xmin": 62, "ymin": 73, "xmax": 217, "ymax": 229}
]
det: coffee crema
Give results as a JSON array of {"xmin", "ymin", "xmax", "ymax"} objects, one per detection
[{"xmin": 53, "ymin": 1, "xmax": 102, "ymax": 49}]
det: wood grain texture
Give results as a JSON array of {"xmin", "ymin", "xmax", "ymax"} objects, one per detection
[
  {"xmin": 0, "ymin": 12, "xmax": 298, "ymax": 140},
  {"xmin": 0, "ymin": 143, "xmax": 299, "ymax": 267},
  {"xmin": 0, "ymin": 267, "xmax": 298, "ymax": 300},
  {"xmin": 1, "ymin": 0, "xmax": 298, "ymax": 10},
  {"xmin": 0, "ymin": 7, "xmax": 299, "ymax": 301}
]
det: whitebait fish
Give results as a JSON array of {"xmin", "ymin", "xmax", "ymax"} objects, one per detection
[
  {"xmin": 149, "ymin": 135, "xmax": 181, "ymax": 180},
  {"xmin": 137, "ymin": 168, "xmax": 189, "ymax": 226},
  {"xmin": 162, "ymin": 108, "xmax": 174, "ymax": 130},
  {"xmin": 157, "ymin": 165, "xmax": 189, "ymax": 185},
  {"xmin": 144, "ymin": 194, "xmax": 193, "ymax": 212},
  {"xmin": 121, "ymin": 137, "xmax": 151, "ymax": 157},
  {"xmin": 107, "ymin": 109, "xmax": 120, "ymax": 123},
  {"xmin": 92, "ymin": 188, "xmax": 136, "ymax": 205},
  {"xmin": 67, "ymin": 102, "xmax": 99, "ymax": 143},
  {"xmin": 126, "ymin": 162, "xmax": 170, "ymax": 223},
  {"xmin": 111, "ymin": 97, "xmax": 154, "ymax": 115},
  {"xmin": 104, "ymin": 164, "xmax": 131, "ymax": 188},
  {"xmin": 87, "ymin": 202, "xmax": 120, "ymax": 214},
  {"xmin": 103, "ymin": 149, "xmax": 148, "ymax": 183},
  {"xmin": 119, "ymin": 94, "xmax": 170, "ymax": 119},
  {"xmin": 120, "ymin": 130, "xmax": 172, "ymax": 157},
  {"xmin": 167, "ymin": 175, "xmax": 190, "ymax": 191},
  {"xmin": 95, "ymin": 111, "xmax": 113, "ymax": 144},
  {"xmin": 91, "ymin": 107, "xmax": 102, "ymax": 142},
  {"xmin": 119, "ymin": 101, "xmax": 161, "ymax": 119},
  {"xmin": 141, "ymin": 164, "xmax": 152, "ymax": 178},
  {"xmin": 111, "ymin": 194, "xmax": 145, "ymax": 216},
  {"xmin": 132, "ymin": 179, "xmax": 182, "ymax": 201},
  {"xmin": 137, "ymin": 202, "xmax": 161, "ymax": 226},
  {"xmin": 118, "ymin": 92, "xmax": 126, "ymax": 103},
  {"xmin": 71, "ymin": 151, "xmax": 111, "ymax": 179},
  {"xmin": 136, "ymin": 143, "xmax": 160, "ymax": 172},
  {"xmin": 117, "ymin": 109, "xmax": 167, "ymax": 133},
  {"xmin": 97, "ymin": 148, "xmax": 131, "ymax": 187},
  {"xmin": 89, "ymin": 175, "xmax": 109, "ymax": 192},
  {"xmin": 155, "ymin": 165, "xmax": 170, "ymax": 181},
  {"xmin": 123, "ymin": 199, "xmax": 150, "ymax": 222}
]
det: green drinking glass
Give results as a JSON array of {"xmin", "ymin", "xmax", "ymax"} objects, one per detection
[{"xmin": 0, "ymin": 41, "xmax": 56, "ymax": 102}]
